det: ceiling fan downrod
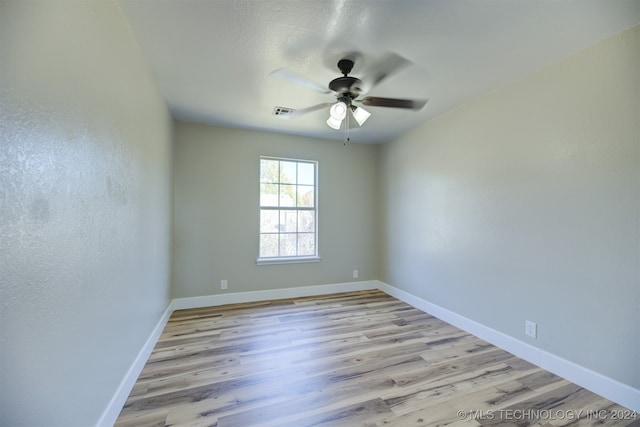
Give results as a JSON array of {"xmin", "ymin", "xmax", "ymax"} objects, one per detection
[{"xmin": 328, "ymin": 58, "xmax": 362, "ymax": 97}]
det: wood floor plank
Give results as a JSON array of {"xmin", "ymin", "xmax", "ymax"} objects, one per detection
[{"xmin": 115, "ymin": 290, "xmax": 637, "ymax": 427}]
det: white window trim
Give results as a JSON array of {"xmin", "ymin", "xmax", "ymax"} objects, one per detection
[
  {"xmin": 256, "ymin": 256, "xmax": 321, "ymax": 266},
  {"xmin": 257, "ymin": 156, "xmax": 319, "ymax": 264}
]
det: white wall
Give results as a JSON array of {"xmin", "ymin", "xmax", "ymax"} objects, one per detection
[
  {"xmin": 173, "ymin": 122, "xmax": 378, "ymax": 298},
  {"xmin": 379, "ymin": 25, "xmax": 639, "ymax": 390},
  {"xmin": 0, "ymin": 1, "xmax": 172, "ymax": 426}
]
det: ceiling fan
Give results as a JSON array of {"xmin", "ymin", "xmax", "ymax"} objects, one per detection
[{"xmin": 271, "ymin": 53, "xmax": 428, "ymax": 130}]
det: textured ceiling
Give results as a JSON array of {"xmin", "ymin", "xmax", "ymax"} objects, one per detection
[{"xmin": 118, "ymin": 0, "xmax": 639, "ymax": 144}]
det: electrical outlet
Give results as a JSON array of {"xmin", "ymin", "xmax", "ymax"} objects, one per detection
[
  {"xmin": 353, "ymin": 270, "xmax": 359, "ymax": 279},
  {"xmin": 525, "ymin": 320, "xmax": 537, "ymax": 338},
  {"xmin": 221, "ymin": 280, "xmax": 228, "ymax": 290}
]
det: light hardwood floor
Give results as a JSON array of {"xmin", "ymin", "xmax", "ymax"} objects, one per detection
[{"xmin": 115, "ymin": 290, "xmax": 638, "ymax": 426}]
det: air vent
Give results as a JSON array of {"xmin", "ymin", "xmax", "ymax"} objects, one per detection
[{"xmin": 273, "ymin": 106, "xmax": 296, "ymax": 117}]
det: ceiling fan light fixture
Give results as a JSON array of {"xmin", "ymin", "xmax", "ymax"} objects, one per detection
[
  {"xmin": 351, "ymin": 106, "xmax": 371, "ymax": 126},
  {"xmin": 329, "ymin": 102, "xmax": 347, "ymax": 120},
  {"xmin": 326, "ymin": 116, "xmax": 343, "ymax": 130}
]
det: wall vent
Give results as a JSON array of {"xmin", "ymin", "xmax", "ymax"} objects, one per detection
[{"xmin": 273, "ymin": 106, "xmax": 296, "ymax": 117}]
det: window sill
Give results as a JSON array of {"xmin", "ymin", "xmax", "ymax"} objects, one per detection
[{"xmin": 256, "ymin": 256, "xmax": 321, "ymax": 266}]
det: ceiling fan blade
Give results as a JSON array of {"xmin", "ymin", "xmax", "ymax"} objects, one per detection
[
  {"xmin": 270, "ymin": 68, "xmax": 331, "ymax": 94},
  {"xmin": 358, "ymin": 52, "xmax": 411, "ymax": 93},
  {"xmin": 280, "ymin": 103, "xmax": 333, "ymax": 119},
  {"xmin": 358, "ymin": 97, "xmax": 428, "ymax": 111}
]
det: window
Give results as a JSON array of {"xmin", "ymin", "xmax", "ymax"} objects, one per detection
[{"xmin": 258, "ymin": 157, "xmax": 318, "ymax": 263}]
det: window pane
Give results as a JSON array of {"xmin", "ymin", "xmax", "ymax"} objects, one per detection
[
  {"xmin": 260, "ymin": 234, "xmax": 278, "ymax": 257},
  {"xmin": 298, "ymin": 211, "xmax": 315, "ymax": 232},
  {"xmin": 280, "ymin": 234, "xmax": 296, "ymax": 256},
  {"xmin": 260, "ymin": 209, "xmax": 279, "ymax": 233},
  {"xmin": 260, "ymin": 159, "xmax": 279, "ymax": 183},
  {"xmin": 298, "ymin": 162, "xmax": 315, "ymax": 185},
  {"xmin": 260, "ymin": 183, "xmax": 278, "ymax": 207},
  {"xmin": 297, "ymin": 233, "xmax": 315, "ymax": 256},
  {"xmin": 297, "ymin": 185, "xmax": 314, "ymax": 207},
  {"xmin": 280, "ymin": 161, "xmax": 297, "ymax": 184},
  {"xmin": 279, "ymin": 184, "xmax": 296, "ymax": 207},
  {"xmin": 279, "ymin": 210, "xmax": 297, "ymax": 232}
]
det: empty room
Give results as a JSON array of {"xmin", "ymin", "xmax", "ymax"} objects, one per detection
[{"xmin": 1, "ymin": 0, "xmax": 639, "ymax": 426}]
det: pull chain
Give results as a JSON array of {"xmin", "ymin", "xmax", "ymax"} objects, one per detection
[{"xmin": 344, "ymin": 111, "xmax": 350, "ymax": 145}]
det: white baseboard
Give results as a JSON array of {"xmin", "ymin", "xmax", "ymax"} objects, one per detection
[
  {"xmin": 171, "ymin": 280, "xmax": 379, "ymax": 311},
  {"xmin": 96, "ymin": 304, "xmax": 173, "ymax": 427},
  {"xmin": 377, "ymin": 281, "xmax": 640, "ymax": 412}
]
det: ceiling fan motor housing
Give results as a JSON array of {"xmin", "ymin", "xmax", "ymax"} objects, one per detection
[{"xmin": 328, "ymin": 76, "xmax": 362, "ymax": 96}]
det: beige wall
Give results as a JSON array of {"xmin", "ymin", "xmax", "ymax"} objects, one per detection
[
  {"xmin": 172, "ymin": 122, "xmax": 378, "ymax": 298},
  {"xmin": 0, "ymin": 1, "xmax": 173, "ymax": 425},
  {"xmin": 379, "ymin": 26, "xmax": 640, "ymax": 389}
]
